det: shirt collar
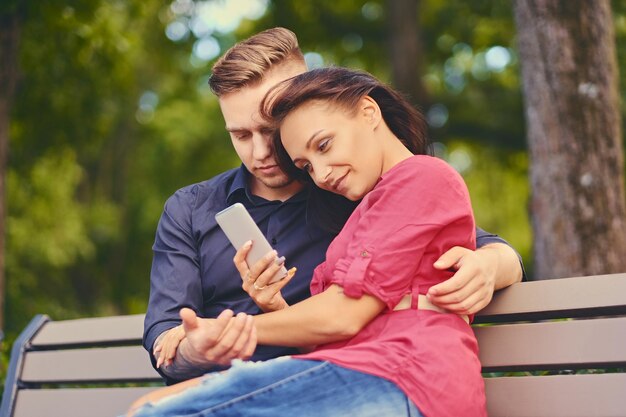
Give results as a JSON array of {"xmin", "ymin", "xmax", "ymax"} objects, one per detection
[{"xmin": 226, "ymin": 164, "xmax": 309, "ymax": 206}]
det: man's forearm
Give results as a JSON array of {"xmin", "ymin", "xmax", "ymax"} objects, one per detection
[
  {"xmin": 154, "ymin": 332, "xmax": 222, "ymax": 381},
  {"xmin": 479, "ymin": 242, "xmax": 523, "ymax": 290}
]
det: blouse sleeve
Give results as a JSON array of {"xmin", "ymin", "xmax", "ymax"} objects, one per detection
[{"xmin": 328, "ymin": 156, "xmax": 476, "ymax": 311}]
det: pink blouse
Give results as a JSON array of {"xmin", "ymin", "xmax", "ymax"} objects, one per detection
[{"xmin": 297, "ymin": 155, "xmax": 487, "ymax": 417}]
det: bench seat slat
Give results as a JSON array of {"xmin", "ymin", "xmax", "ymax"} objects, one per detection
[
  {"xmin": 21, "ymin": 346, "xmax": 161, "ymax": 383},
  {"xmin": 476, "ymin": 317, "xmax": 626, "ymax": 371},
  {"xmin": 475, "ymin": 273, "xmax": 626, "ymax": 323},
  {"xmin": 30, "ymin": 314, "xmax": 145, "ymax": 347},
  {"xmin": 485, "ymin": 373, "xmax": 626, "ymax": 417},
  {"xmin": 13, "ymin": 387, "xmax": 159, "ymax": 417}
]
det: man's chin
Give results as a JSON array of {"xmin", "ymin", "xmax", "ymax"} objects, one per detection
[{"xmin": 260, "ymin": 176, "xmax": 295, "ymax": 190}]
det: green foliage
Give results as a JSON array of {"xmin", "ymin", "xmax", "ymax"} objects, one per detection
[{"xmin": 3, "ymin": 0, "xmax": 625, "ymax": 365}]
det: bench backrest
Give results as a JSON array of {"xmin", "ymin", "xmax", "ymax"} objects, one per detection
[
  {"xmin": 0, "ymin": 314, "xmax": 163, "ymax": 417},
  {"xmin": 2, "ymin": 273, "xmax": 625, "ymax": 417},
  {"xmin": 474, "ymin": 273, "xmax": 626, "ymax": 417}
]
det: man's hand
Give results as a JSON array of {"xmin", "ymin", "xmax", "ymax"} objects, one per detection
[
  {"xmin": 179, "ymin": 308, "xmax": 257, "ymax": 367},
  {"xmin": 427, "ymin": 243, "xmax": 522, "ymax": 315},
  {"xmin": 427, "ymin": 246, "xmax": 498, "ymax": 315}
]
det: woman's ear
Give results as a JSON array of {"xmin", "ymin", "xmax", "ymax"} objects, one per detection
[{"xmin": 360, "ymin": 96, "xmax": 382, "ymax": 129}]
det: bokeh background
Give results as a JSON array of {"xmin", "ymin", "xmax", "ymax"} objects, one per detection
[{"xmin": 1, "ymin": 0, "xmax": 625, "ymax": 381}]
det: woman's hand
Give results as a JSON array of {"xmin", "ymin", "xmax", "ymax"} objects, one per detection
[
  {"xmin": 153, "ymin": 325, "xmax": 186, "ymax": 369},
  {"xmin": 234, "ymin": 240, "xmax": 297, "ymax": 312}
]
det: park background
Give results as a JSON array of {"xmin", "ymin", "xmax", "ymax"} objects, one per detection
[{"xmin": 1, "ymin": 0, "xmax": 625, "ymax": 387}]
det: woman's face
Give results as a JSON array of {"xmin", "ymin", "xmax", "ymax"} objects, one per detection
[{"xmin": 280, "ymin": 99, "xmax": 385, "ymax": 201}]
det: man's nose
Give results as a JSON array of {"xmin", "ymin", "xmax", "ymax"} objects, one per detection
[{"xmin": 252, "ymin": 134, "xmax": 272, "ymax": 161}]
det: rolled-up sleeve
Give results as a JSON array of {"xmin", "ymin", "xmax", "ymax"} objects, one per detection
[{"xmin": 321, "ymin": 157, "xmax": 476, "ymax": 310}]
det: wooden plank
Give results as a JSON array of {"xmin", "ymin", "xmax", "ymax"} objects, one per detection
[
  {"xmin": 484, "ymin": 373, "xmax": 626, "ymax": 417},
  {"xmin": 475, "ymin": 317, "xmax": 626, "ymax": 371},
  {"xmin": 13, "ymin": 387, "xmax": 160, "ymax": 417},
  {"xmin": 30, "ymin": 314, "xmax": 145, "ymax": 347},
  {"xmin": 21, "ymin": 346, "xmax": 161, "ymax": 383},
  {"xmin": 475, "ymin": 274, "xmax": 626, "ymax": 323}
]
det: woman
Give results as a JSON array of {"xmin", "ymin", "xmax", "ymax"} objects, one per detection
[{"xmin": 128, "ymin": 67, "xmax": 486, "ymax": 417}]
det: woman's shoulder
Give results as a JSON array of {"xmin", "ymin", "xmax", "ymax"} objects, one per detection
[{"xmin": 381, "ymin": 155, "xmax": 463, "ymax": 190}]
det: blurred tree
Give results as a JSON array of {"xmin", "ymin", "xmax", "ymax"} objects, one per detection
[
  {"xmin": 514, "ymin": 0, "xmax": 626, "ymax": 278},
  {"xmin": 1, "ymin": 0, "xmax": 624, "ymax": 342},
  {"xmin": 0, "ymin": 0, "xmax": 24, "ymax": 330},
  {"xmin": 387, "ymin": 0, "xmax": 431, "ymax": 107}
]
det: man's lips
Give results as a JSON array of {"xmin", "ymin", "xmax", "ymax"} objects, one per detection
[{"xmin": 256, "ymin": 165, "xmax": 280, "ymax": 174}]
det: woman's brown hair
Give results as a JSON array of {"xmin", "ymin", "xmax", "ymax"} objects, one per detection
[{"xmin": 261, "ymin": 67, "xmax": 431, "ymax": 233}]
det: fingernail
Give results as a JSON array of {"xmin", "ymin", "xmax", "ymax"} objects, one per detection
[
  {"xmin": 288, "ymin": 267, "xmax": 297, "ymax": 276},
  {"xmin": 244, "ymin": 240, "xmax": 252, "ymax": 248},
  {"xmin": 275, "ymin": 256, "xmax": 286, "ymax": 265}
]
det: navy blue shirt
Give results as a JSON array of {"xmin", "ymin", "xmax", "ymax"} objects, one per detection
[{"xmin": 144, "ymin": 165, "xmax": 520, "ymax": 383}]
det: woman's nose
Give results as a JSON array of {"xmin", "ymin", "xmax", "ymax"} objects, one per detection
[{"xmin": 315, "ymin": 166, "xmax": 332, "ymax": 185}]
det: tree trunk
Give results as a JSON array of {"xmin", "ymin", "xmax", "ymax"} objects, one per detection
[
  {"xmin": 0, "ymin": 4, "xmax": 22, "ymax": 329},
  {"xmin": 387, "ymin": 0, "xmax": 431, "ymax": 108},
  {"xmin": 514, "ymin": 0, "xmax": 626, "ymax": 279}
]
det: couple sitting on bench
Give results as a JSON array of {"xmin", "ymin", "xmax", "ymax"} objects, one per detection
[{"xmin": 137, "ymin": 28, "xmax": 524, "ymax": 417}]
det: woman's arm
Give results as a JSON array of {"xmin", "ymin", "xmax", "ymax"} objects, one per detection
[{"xmin": 254, "ymin": 284, "xmax": 385, "ymax": 347}]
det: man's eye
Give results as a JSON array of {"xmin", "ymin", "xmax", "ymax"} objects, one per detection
[{"xmin": 235, "ymin": 133, "xmax": 250, "ymax": 140}]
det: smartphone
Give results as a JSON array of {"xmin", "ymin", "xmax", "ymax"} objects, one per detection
[{"xmin": 215, "ymin": 203, "xmax": 287, "ymax": 284}]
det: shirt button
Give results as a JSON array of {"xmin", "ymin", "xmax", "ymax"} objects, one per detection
[
  {"xmin": 271, "ymin": 238, "xmax": 277, "ymax": 245},
  {"xmin": 360, "ymin": 250, "xmax": 369, "ymax": 258}
]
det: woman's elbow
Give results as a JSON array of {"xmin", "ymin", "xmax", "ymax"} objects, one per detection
[{"xmin": 318, "ymin": 316, "xmax": 364, "ymax": 340}]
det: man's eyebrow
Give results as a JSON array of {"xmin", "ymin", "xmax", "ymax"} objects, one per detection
[{"xmin": 225, "ymin": 126, "xmax": 247, "ymax": 133}]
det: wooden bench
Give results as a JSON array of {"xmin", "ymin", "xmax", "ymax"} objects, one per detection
[{"xmin": 1, "ymin": 273, "xmax": 625, "ymax": 417}]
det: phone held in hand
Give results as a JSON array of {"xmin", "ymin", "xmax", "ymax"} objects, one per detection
[{"xmin": 215, "ymin": 203, "xmax": 287, "ymax": 284}]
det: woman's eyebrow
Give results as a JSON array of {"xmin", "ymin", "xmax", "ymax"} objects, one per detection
[{"xmin": 305, "ymin": 129, "xmax": 325, "ymax": 149}]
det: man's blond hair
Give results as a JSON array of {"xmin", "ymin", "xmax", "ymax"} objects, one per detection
[{"xmin": 209, "ymin": 27, "xmax": 305, "ymax": 96}]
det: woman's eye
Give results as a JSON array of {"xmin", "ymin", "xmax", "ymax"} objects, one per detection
[
  {"xmin": 301, "ymin": 163, "xmax": 312, "ymax": 173},
  {"xmin": 318, "ymin": 138, "xmax": 331, "ymax": 152}
]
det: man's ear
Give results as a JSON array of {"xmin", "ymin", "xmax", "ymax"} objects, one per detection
[{"xmin": 360, "ymin": 96, "xmax": 382, "ymax": 129}]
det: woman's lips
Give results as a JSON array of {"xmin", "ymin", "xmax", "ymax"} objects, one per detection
[{"xmin": 331, "ymin": 173, "xmax": 348, "ymax": 194}]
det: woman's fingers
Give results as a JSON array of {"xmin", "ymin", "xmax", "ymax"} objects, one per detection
[{"xmin": 233, "ymin": 240, "xmax": 253, "ymax": 279}]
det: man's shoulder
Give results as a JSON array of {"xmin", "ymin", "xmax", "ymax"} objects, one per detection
[
  {"xmin": 165, "ymin": 168, "xmax": 239, "ymax": 213},
  {"xmin": 172, "ymin": 168, "xmax": 238, "ymax": 200}
]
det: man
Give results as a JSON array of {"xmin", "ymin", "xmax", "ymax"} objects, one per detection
[{"xmin": 143, "ymin": 27, "xmax": 524, "ymax": 385}]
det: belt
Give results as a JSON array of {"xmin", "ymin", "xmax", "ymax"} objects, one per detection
[{"xmin": 393, "ymin": 294, "xmax": 469, "ymax": 324}]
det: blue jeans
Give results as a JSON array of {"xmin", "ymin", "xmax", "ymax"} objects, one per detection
[{"xmin": 133, "ymin": 358, "xmax": 424, "ymax": 417}]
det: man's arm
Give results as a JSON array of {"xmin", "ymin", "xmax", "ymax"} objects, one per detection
[
  {"xmin": 154, "ymin": 309, "xmax": 256, "ymax": 382},
  {"xmin": 144, "ymin": 189, "xmax": 227, "ymax": 383},
  {"xmin": 426, "ymin": 228, "xmax": 524, "ymax": 314}
]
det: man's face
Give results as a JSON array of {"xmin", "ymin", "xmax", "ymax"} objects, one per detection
[{"xmin": 219, "ymin": 64, "xmax": 306, "ymax": 200}]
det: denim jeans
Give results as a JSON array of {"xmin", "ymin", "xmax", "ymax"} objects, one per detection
[{"xmin": 133, "ymin": 358, "xmax": 424, "ymax": 417}]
